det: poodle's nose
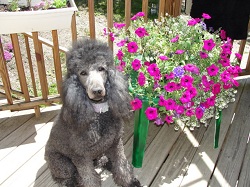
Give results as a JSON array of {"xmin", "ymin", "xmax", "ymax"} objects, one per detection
[{"xmin": 92, "ymin": 88, "xmax": 103, "ymax": 95}]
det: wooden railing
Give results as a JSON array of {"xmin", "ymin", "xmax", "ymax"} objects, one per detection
[{"xmin": 0, "ymin": 0, "xmax": 249, "ymax": 116}]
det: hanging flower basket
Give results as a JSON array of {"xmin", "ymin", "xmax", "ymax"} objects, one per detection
[
  {"xmin": 0, "ymin": 0, "xmax": 77, "ymax": 34},
  {"xmin": 109, "ymin": 12, "xmax": 242, "ymax": 167}
]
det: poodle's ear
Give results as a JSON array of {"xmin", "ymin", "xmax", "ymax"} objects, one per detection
[
  {"xmin": 60, "ymin": 74, "xmax": 95, "ymax": 127},
  {"xmin": 106, "ymin": 68, "xmax": 133, "ymax": 119}
]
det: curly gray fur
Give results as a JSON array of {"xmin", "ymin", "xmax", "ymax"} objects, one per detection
[{"xmin": 44, "ymin": 39, "xmax": 141, "ymax": 187}]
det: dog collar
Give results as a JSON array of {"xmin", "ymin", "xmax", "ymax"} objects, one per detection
[{"xmin": 91, "ymin": 102, "xmax": 109, "ymax": 113}]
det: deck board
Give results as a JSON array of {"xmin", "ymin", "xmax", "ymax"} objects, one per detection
[
  {"xmin": 179, "ymin": 79, "xmax": 246, "ymax": 187},
  {"xmin": 0, "ymin": 78, "xmax": 249, "ymax": 187},
  {"xmin": 208, "ymin": 78, "xmax": 250, "ymax": 187}
]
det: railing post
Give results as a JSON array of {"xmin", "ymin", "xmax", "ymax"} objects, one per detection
[
  {"xmin": 125, "ymin": 0, "xmax": 131, "ymax": 29},
  {"xmin": 158, "ymin": 0, "xmax": 166, "ymax": 20},
  {"xmin": 88, "ymin": 0, "xmax": 96, "ymax": 39},
  {"xmin": 107, "ymin": 0, "xmax": 113, "ymax": 50},
  {"xmin": 142, "ymin": 0, "xmax": 149, "ymax": 22}
]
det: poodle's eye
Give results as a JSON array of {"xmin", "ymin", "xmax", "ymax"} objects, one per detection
[
  {"xmin": 98, "ymin": 67, "xmax": 105, "ymax": 71},
  {"xmin": 80, "ymin": 70, "xmax": 87, "ymax": 76}
]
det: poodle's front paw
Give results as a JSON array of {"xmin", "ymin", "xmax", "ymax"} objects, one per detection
[{"xmin": 129, "ymin": 178, "xmax": 142, "ymax": 187}]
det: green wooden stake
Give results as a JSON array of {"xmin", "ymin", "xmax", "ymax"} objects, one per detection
[
  {"xmin": 214, "ymin": 110, "xmax": 222, "ymax": 148},
  {"xmin": 132, "ymin": 99, "xmax": 149, "ymax": 168}
]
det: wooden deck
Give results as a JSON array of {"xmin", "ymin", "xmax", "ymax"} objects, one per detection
[{"xmin": 0, "ymin": 77, "xmax": 249, "ymax": 187}]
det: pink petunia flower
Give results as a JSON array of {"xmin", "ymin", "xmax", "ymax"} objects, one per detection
[
  {"xmin": 202, "ymin": 13, "xmax": 211, "ymax": 19},
  {"xmin": 117, "ymin": 40, "xmax": 126, "ymax": 47},
  {"xmin": 158, "ymin": 95, "xmax": 167, "ymax": 106},
  {"xmin": 116, "ymin": 50, "xmax": 124, "ymax": 60},
  {"xmin": 165, "ymin": 98, "xmax": 176, "ymax": 110},
  {"xmin": 175, "ymin": 49, "xmax": 185, "ymax": 54},
  {"xmin": 235, "ymin": 53, "xmax": 242, "ymax": 60},
  {"xmin": 187, "ymin": 18, "xmax": 198, "ymax": 26},
  {"xmin": 130, "ymin": 98, "xmax": 142, "ymax": 110},
  {"xmin": 220, "ymin": 29, "xmax": 227, "ymax": 40},
  {"xmin": 147, "ymin": 63, "xmax": 160, "ymax": 77},
  {"xmin": 218, "ymin": 58, "xmax": 230, "ymax": 67},
  {"xmin": 3, "ymin": 50, "xmax": 12, "ymax": 61},
  {"xmin": 212, "ymin": 82, "xmax": 221, "ymax": 95},
  {"xmin": 136, "ymin": 12, "xmax": 145, "ymax": 17},
  {"xmin": 186, "ymin": 108, "xmax": 195, "ymax": 117},
  {"xmin": 138, "ymin": 72, "xmax": 146, "ymax": 86},
  {"xmin": 144, "ymin": 61, "xmax": 150, "ymax": 66},
  {"xmin": 199, "ymin": 51, "xmax": 209, "ymax": 59},
  {"xmin": 127, "ymin": 41, "xmax": 138, "ymax": 53},
  {"xmin": 145, "ymin": 107, "xmax": 158, "ymax": 120},
  {"xmin": 180, "ymin": 75, "xmax": 194, "ymax": 88},
  {"xmin": 116, "ymin": 61, "xmax": 126, "ymax": 72},
  {"xmin": 195, "ymin": 107, "xmax": 204, "ymax": 119},
  {"xmin": 109, "ymin": 32, "xmax": 115, "ymax": 41},
  {"xmin": 203, "ymin": 39, "xmax": 216, "ymax": 51},
  {"xmin": 175, "ymin": 105, "xmax": 185, "ymax": 114},
  {"xmin": 131, "ymin": 15, "xmax": 137, "ymax": 21},
  {"xmin": 135, "ymin": 27, "xmax": 149, "ymax": 38},
  {"xmin": 164, "ymin": 82, "xmax": 176, "ymax": 92},
  {"xmin": 186, "ymin": 87, "xmax": 198, "ymax": 98},
  {"xmin": 159, "ymin": 55, "xmax": 169, "ymax": 60},
  {"xmin": 165, "ymin": 115, "xmax": 174, "ymax": 124},
  {"xmin": 131, "ymin": 59, "xmax": 141, "ymax": 71},
  {"xmin": 180, "ymin": 92, "xmax": 191, "ymax": 104},
  {"xmin": 207, "ymin": 64, "xmax": 219, "ymax": 76},
  {"xmin": 4, "ymin": 42, "xmax": 13, "ymax": 51},
  {"xmin": 165, "ymin": 72, "xmax": 175, "ymax": 80},
  {"xmin": 170, "ymin": 35, "xmax": 179, "ymax": 43},
  {"xmin": 206, "ymin": 96, "xmax": 216, "ymax": 107},
  {"xmin": 114, "ymin": 22, "xmax": 126, "ymax": 30}
]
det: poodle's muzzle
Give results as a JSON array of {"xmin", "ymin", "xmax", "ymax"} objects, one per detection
[{"xmin": 85, "ymin": 70, "xmax": 106, "ymax": 101}]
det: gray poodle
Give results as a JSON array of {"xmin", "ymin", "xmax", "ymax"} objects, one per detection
[{"xmin": 44, "ymin": 39, "xmax": 141, "ymax": 187}]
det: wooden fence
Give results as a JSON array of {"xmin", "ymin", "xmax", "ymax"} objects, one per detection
[{"xmin": 0, "ymin": 0, "xmax": 249, "ymax": 116}]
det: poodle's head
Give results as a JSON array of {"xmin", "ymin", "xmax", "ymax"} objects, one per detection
[{"xmin": 66, "ymin": 39, "xmax": 114, "ymax": 102}]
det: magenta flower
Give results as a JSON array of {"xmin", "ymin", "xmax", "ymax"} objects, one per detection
[
  {"xmin": 138, "ymin": 72, "xmax": 146, "ymax": 86},
  {"xmin": 235, "ymin": 53, "xmax": 242, "ymax": 60},
  {"xmin": 220, "ymin": 30, "xmax": 227, "ymax": 40},
  {"xmin": 135, "ymin": 27, "xmax": 149, "ymax": 38},
  {"xmin": 103, "ymin": 28, "xmax": 107, "ymax": 35},
  {"xmin": 116, "ymin": 61, "xmax": 126, "ymax": 72},
  {"xmin": 221, "ymin": 42, "xmax": 232, "ymax": 53},
  {"xmin": 199, "ymin": 51, "xmax": 208, "ymax": 59},
  {"xmin": 218, "ymin": 58, "xmax": 230, "ymax": 67},
  {"xmin": 144, "ymin": 61, "xmax": 150, "ymax": 66},
  {"xmin": 195, "ymin": 107, "xmax": 204, "ymax": 119},
  {"xmin": 220, "ymin": 51, "xmax": 229, "ymax": 59},
  {"xmin": 207, "ymin": 64, "xmax": 219, "ymax": 76},
  {"xmin": 203, "ymin": 39, "xmax": 216, "ymax": 51},
  {"xmin": 220, "ymin": 71, "xmax": 231, "ymax": 83},
  {"xmin": 170, "ymin": 35, "xmax": 179, "ymax": 43},
  {"xmin": 212, "ymin": 83, "xmax": 221, "ymax": 95},
  {"xmin": 109, "ymin": 32, "xmax": 115, "ymax": 41},
  {"xmin": 145, "ymin": 107, "xmax": 158, "ymax": 120},
  {"xmin": 175, "ymin": 49, "xmax": 185, "ymax": 54},
  {"xmin": 131, "ymin": 59, "xmax": 141, "ymax": 71},
  {"xmin": 186, "ymin": 87, "xmax": 198, "ymax": 98},
  {"xmin": 187, "ymin": 18, "xmax": 198, "ymax": 26},
  {"xmin": 114, "ymin": 22, "xmax": 126, "ymax": 30},
  {"xmin": 186, "ymin": 108, "xmax": 194, "ymax": 117},
  {"xmin": 175, "ymin": 105, "xmax": 185, "ymax": 114},
  {"xmin": 165, "ymin": 115, "xmax": 174, "ymax": 124},
  {"xmin": 180, "ymin": 75, "xmax": 194, "ymax": 88},
  {"xmin": 136, "ymin": 12, "xmax": 145, "ymax": 17},
  {"xmin": 130, "ymin": 98, "xmax": 142, "ymax": 110},
  {"xmin": 180, "ymin": 92, "xmax": 191, "ymax": 104},
  {"xmin": 131, "ymin": 15, "xmax": 137, "ymax": 20},
  {"xmin": 206, "ymin": 96, "xmax": 216, "ymax": 107},
  {"xmin": 117, "ymin": 40, "xmax": 126, "ymax": 47},
  {"xmin": 127, "ymin": 41, "xmax": 138, "ymax": 53},
  {"xmin": 164, "ymin": 82, "xmax": 176, "ymax": 92},
  {"xmin": 202, "ymin": 13, "xmax": 211, "ymax": 19},
  {"xmin": 116, "ymin": 50, "xmax": 124, "ymax": 60},
  {"xmin": 147, "ymin": 63, "xmax": 160, "ymax": 77},
  {"xmin": 4, "ymin": 42, "xmax": 13, "ymax": 51},
  {"xmin": 158, "ymin": 95, "xmax": 166, "ymax": 106},
  {"xmin": 159, "ymin": 55, "xmax": 169, "ymax": 60},
  {"xmin": 165, "ymin": 72, "xmax": 175, "ymax": 80},
  {"xmin": 165, "ymin": 99, "xmax": 176, "ymax": 110}
]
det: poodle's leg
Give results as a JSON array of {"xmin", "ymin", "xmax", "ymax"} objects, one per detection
[
  {"xmin": 72, "ymin": 156, "xmax": 101, "ymax": 187},
  {"xmin": 106, "ymin": 138, "xmax": 142, "ymax": 187},
  {"xmin": 46, "ymin": 152, "xmax": 76, "ymax": 187}
]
